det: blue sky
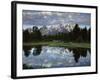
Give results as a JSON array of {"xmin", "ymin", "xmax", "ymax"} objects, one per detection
[{"xmin": 22, "ymin": 10, "xmax": 91, "ymax": 28}]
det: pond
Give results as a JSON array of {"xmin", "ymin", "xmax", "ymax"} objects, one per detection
[{"xmin": 22, "ymin": 45, "xmax": 91, "ymax": 69}]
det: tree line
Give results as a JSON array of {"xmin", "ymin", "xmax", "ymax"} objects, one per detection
[{"xmin": 23, "ymin": 24, "xmax": 91, "ymax": 43}]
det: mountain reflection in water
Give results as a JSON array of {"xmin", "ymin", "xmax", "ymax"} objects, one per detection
[{"xmin": 23, "ymin": 46, "xmax": 91, "ymax": 69}]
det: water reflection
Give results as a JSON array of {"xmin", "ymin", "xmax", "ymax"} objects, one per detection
[
  {"xmin": 72, "ymin": 48, "xmax": 87, "ymax": 63},
  {"xmin": 32, "ymin": 45, "xmax": 42, "ymax": 56},
  {"xmin": 23, "ymin": 46, "xmax": 91, "ymax": 69},
  {"xmin": 23, "ymin": 45, "xmax": 42, "ymax": 57},
  {"xmin": 23, "ymin": 46, "xmax": 31, "ymax": 57}
]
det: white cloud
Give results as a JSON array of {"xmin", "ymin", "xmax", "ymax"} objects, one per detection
[
  {"xmin": 40, "ymin": 12, "xmax": 53, "ymax": 16},
  {"xmin": 23, "ymin": 10, "xmax": 91, "ymax": 25},
  {"xmin": 43, "ymin": 15, "xmax": 48, "ymax": 19},
  {"xmin": 68, "ymin": 15, "xmax": 73, "ymax": 21},
  {"xmin": 56, "ymin": 13, "xmax": 63, "ymax": 16},
  {"xmin": 49, "ymin": 19, "xmax": 57, "ymax": 24}
]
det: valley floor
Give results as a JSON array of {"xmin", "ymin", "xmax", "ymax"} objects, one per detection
[{"xmin": 23, "ymin": 41, "xmax": 90, "ymax": 48}]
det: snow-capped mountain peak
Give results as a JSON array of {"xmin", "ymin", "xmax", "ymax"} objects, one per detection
[{"xmin": 40, "ymin": 24, "xmax": 75, "ymax": 35}]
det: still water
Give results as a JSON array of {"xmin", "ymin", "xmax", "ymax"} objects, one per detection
[{"xmin": 23, "ymin": 45, "xmax": 91, "ymax": 69}]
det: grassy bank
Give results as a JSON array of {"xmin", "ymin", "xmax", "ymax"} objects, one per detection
[{"xmin": 23, "ymin": 41, "xmax": 90, "ymax": 48}]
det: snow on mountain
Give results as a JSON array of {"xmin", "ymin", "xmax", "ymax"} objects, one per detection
[{"xmin": 40, "ymin": 24, "xmax": 75, "ymax": 36}]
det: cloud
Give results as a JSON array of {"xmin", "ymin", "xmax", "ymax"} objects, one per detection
[
  {"xmin": 22, "ymin": 10, "xmax": 91, "ymax": 26},
  {"xmin": 56, "ymin": 13, "xmax": 63, "ymax": 16},
  {"xmin": 40, "ymin": 12, "xmax": 52, "ymax": 16},
  {"xmin": 43, "ymin": 15, "xmax": 48, "ymax": 19}
]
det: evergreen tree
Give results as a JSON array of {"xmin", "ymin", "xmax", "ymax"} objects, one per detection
[
  {"xmin": 23, "ymin": 29, "xmax": 31, "ymax": 42},
  {"xmin": 72, "ymin": 24, "xmax": 80, "ymax": 42}
]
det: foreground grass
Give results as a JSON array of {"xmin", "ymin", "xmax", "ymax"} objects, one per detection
[{"xmin": 23, "ymin": 41, "xmax": 90, "ymax": 48}]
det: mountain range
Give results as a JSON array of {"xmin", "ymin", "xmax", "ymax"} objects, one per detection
[{"xmin": 39, "ymin": 24, "xmax": 75, "ymax": 36}]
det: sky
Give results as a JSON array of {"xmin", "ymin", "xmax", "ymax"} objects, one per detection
[{"xmin": 22, "ymin": 10, "xmax": 91, "ymax": 29}]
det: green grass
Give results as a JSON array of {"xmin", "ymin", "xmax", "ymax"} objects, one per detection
[{"xmin": 23, "ymin": 41, "xmax": 90, "ymax": 48}]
